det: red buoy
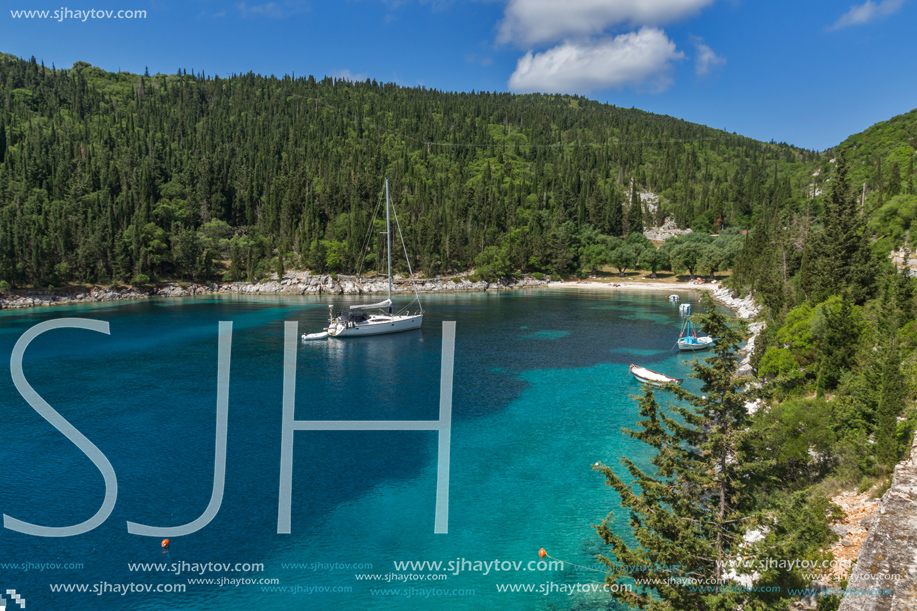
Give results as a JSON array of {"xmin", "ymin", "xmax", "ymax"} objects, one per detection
[
  {"xmin": 161, "ymin": 539, "xmax": 170, "ymax": 549},
  {"xmin": 539, "ymin": 548, "xmax": 547, "ymax": 558}
]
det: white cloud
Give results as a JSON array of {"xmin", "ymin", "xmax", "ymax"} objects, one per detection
[
  {"xmin": 828, "ymin": 0, "xmax": 905, "ymax": 30},
  {"xmin": 692, "ymin": 37, "xmax": 725, "ymax": 76},
  {"xmin": 236, "ymin": 0, "xmax": 307, "ymax": 18},
  {"xmin": 333, "ymin": 69, "xmax": 369, "ymax": 82},
  {"xmin": 498, "ymin": 0, "xmax": 715, "ymax": 47},
  {"xmin": 237, "ymin": 2, "xmax": 284, "ymax": 18},
  {"xmin": 507, "ymin": 28, "xmax": 684, "ymax": 94}
]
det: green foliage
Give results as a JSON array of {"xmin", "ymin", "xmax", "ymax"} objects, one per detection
[
  {"xmin": 812, "ymin": 296, "xmax": 865, "ymax": 393},
  {"xmin": 669, "ymin": 240, "xmax": 706, "ymax": 278},
  {"xmin": 0, "ymin": 54, "xmax": 818, "ymax": 286},
  {"xmin": 638, "ymin": 245, "xmax": 668, "ymax": 278},
  {"xmin": 608, "ymin": 245, "xmax": 636, "ymax": 276},
  {"xmin": 594, "ymin": 295, "xmax": 792, "ymax": 609},
  {"xmin": 870, "ymin": 194, "xmax": 917, "ymax": 246},
  {"xmin": 473, "ymin": 244, "xmax": 511, "ymax": 281},
  {"xmin": 625, "ymin": 182, "xmax": 643, "ymax": 235},
  {"xmin": 803, "ymin": 154, "xmax": 877, "ymax": 304},
  {"xmin": 750, "ymin": 397, "xmax": 837, "ymax": 481},
  {"xmin": 758, "ymin": 347, "xmax": 803, "ymax": 381},
  {"xmin": 130, "ymin": 273, "xmax": 150, "ymax": 285}
]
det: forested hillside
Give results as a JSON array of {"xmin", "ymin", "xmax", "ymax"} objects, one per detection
[
  {"xmin": 837, "ymin": 108, "xmax": 917, "ymax": 255},
  {"xmin": 0, "ymin": 53, "xmax": 817, "ymax": 287}
]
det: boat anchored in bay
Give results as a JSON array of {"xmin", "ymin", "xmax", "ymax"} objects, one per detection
[
  {"xmin": 677, "ymin": 316, "xmax": 715, "ymax": 351},
  {"xmin": 303, "ymin": 178, "xmax": 423, "ymax": 340},
  {"xmin": 630, "ymin": 363, "xmax": 683, "ymax": 386}
]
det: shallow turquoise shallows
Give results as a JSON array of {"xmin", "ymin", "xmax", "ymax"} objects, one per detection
[{"xmin": 0, "ymin": 288, "xmax": 711, "ymax": 610}]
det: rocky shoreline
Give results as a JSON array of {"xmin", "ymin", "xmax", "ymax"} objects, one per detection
[
  {"xmin": 0, "ymin": 276, "xmax": 765, "ymax": 379},
  {"xmin": 710, "ymin": 286, "xmax": 764, "ymax": 378},
  {"xmin": 0, "ymin": 272, "xmax": 551, "ymax": 309}
]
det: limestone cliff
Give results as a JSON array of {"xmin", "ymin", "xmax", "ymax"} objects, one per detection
[{"xmin": 837, "ymin": 432, "xmax": 917, "ymax": 610}]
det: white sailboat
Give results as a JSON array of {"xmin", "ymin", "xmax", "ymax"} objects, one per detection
[{"xmin": 322, "ymin": 179, "xmax": 423, "ymax": 338}]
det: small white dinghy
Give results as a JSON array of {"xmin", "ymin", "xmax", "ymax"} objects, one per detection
[
  {"xmin": 302, "ymin": 331, "xmax": 329, "ymax": 340},
  {"xmin": 630, "ymin": 363, "xmax": 682, "ymax": 386}
]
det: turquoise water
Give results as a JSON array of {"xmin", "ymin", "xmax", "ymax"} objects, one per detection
[{"xmin": 0, "ymin": 289, "xmax": 709, "ymax": 610}]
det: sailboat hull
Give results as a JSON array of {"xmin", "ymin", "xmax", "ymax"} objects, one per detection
[
  {"xmin": 677, "ymin": 337, "xmax": 715, "ymax": 351},
  {"xmin": 329, "ymin": 313, "xmax": 423, "ymax": 337}
]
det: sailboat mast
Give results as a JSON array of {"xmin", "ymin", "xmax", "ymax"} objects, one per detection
[{"xmin": 385, "ymin": 179, "xmax": 392, "ymax": 302}]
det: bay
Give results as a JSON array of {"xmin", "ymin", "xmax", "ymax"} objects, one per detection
[{"xmin": 0, "ymin": 289, "xmax": 711, "ymax": 610}]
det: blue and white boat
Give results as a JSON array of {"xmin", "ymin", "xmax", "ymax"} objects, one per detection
[{"xmin": 677, "ymin": 317, "xmax": 715, "ymax": 351}]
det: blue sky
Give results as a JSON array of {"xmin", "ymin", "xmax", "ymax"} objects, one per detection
[{"xmin": 2, "ymin": 0, "xmax": 915, "ymax": 151}]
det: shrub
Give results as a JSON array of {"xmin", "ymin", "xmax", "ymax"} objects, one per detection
[{"xmin": 130, "ymin": 273, "xmax": 151, "ymax": 285}]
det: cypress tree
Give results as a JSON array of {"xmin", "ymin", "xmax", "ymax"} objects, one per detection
[
  {"xmin": 808, "ymin": 153, "xmax": 876, "ymax": 304},
  {"xmin": 229, "ymin": 238, "xmax": 242, "ymax": 281},
  {"xmin": 276, "ymin": 247, "xmax": 285, "ymax": 280},
  {"xmin": 876, "ymin": 333, "xmax": 903, "ymax": 468},
  {"xmin": 813, "ymin": 296, "xmax": 861, "ymax": 395},
  {"xmin": 607, "ymin": 188, "xmax": 624, "ymax": 237},
  {"xmin": 625, "ymin": 180, "xmax": 643, "ymax": 235},
  {"xmin": 594, "ymin": 296, "xmax": 772, "ymax": 609}
]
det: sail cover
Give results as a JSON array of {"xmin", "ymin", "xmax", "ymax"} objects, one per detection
[{"xmin": 349, "ymin": 299, "xmax": 392, "ymax": 310}]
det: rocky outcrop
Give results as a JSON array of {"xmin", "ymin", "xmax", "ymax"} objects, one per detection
[
  {"xmin": 0, "ymin": 273, "xmax": 550, "ymax": 309},
  {"xmin": 644, "ymin": 219, "xmax": 693, "ymax": 242},
  {"xmin": 710, "ymin": 286, "xmax": 763, "ymax": 378},
  {"xmin": 0, "ymin": 286, "xmax": 154, "ymax": 308},
  {"xmin": 837, "ymin": 432, "xmax": 917, "ymax": 611},
  {"xmin": 711, "ymin": 286, "xmax": 762, "ymax": 320}
]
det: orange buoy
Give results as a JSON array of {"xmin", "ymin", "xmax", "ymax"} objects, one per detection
[
  {"xmin": 161, "ymin": 539, "xmax": 170, "ymax": 549},
  {"xmin": 539, "ymin": 548, "xmax": 547, "ymax": 558}
]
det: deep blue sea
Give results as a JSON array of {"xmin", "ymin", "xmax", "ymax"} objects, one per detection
[{"xmin": 0, "ymin": 289, "xmax": 711, "ymax": 610}]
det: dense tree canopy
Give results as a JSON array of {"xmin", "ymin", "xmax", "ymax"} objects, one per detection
[{"xmin": 0, "ymin": 53, "xmax": 817, "ymax": 287}]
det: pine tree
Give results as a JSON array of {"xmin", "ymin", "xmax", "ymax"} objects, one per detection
[
  {"xmin": 875, "ymin": 281, "xmax": 907, "ymax": 468},
  {"xmin": 229, "ymin": 238, "xmax": 242, "ymax": 281},
  {"xmin": 625, "ymin": 181, "xmax": 644, "ymax": 235},
  {"xmin": 808, "ymin": 153, "xmax": 876, "ymax": 304},
  {"xmin": 876, "ymin": 333, "xmax": 903, "ymax": 468},
  {"xmin": 813, "ymin": 295, "xmax": 864, "ymax": 397},
  {"xmin": 276, "ymin": 247, "xmax": 285, "ymax": 280},
  {"xmin": 594, "ymin": 296, "xmax": 768, "ymax": 609},
  {"xmin": 607, "ymin": 188, "xmax": 624, "ymax": 237}
]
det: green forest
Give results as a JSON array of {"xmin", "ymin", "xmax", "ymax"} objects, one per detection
[
  {"xmin": 593, "ymin": 149, "xmax": 917, "ymax": 609},
  {"xmin": 4, "ymin": 49, "xmax": 917, "ymax": 609},
  {"xmin": 0, "ymin": 52, "xmax": 823, "ymax": 288}
]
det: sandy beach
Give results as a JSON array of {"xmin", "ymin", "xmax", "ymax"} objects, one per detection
[{"xmin": 545, "ymin": 278, "xmax": 720, "ymax": 295}]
